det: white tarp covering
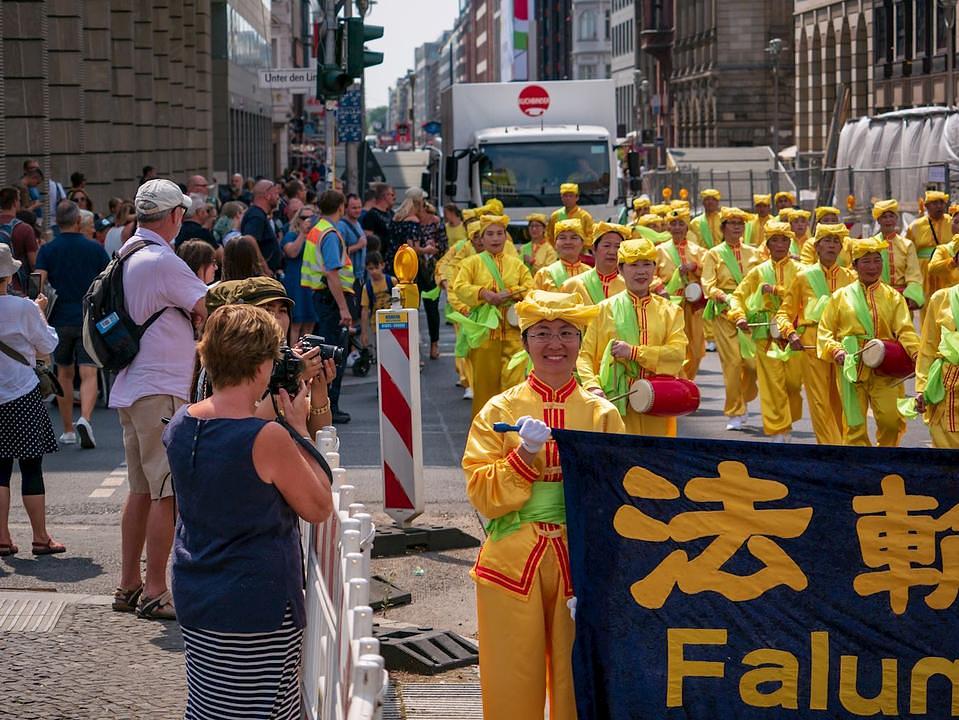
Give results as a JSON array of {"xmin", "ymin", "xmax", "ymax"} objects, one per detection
[{"xmin": 834, "ymin": 107, "xmax": 959, "ymax": 210}]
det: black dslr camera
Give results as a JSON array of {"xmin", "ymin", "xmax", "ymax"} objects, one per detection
[
  {"xmin": 268, "ymin": 346, "xmax": 303, "ymax": 396},
  {"xmin": 299, "ymin": 334, "xmax": 345, "ymax": 365}
]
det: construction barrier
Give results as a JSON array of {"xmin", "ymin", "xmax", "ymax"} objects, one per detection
[{"xmin": 302, "ymin": 427, "xmax": 388, "ymax": 720}]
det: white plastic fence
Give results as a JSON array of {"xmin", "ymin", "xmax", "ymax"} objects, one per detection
[{"xmin": 301, "ymin": 427, "xmax": 388, "ymax": 720}]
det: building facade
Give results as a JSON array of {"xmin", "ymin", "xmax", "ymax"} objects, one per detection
[
  {"xmin": 536, "ymin": 0, "xmax": 574, "ymax": 80},
  {"xmin": 0, "ymin": 0, "xmax": 214, "ymax": 206},
  {"xmin": 414, "ymin": 33, "xmax": 449, "ymax": 146},
  {"xmin": 571, "ymin": 0, "xmax": 611, "ymax": 80},
  {"xmin": 268, "ymin": 0, "xmax": 310, "ymax": 177}
]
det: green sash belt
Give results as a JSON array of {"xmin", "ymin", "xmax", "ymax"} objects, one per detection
[
  {"xmin": 546, "ymin": 260, "xmax": 570, "ymax": 289},
  {"xmin": 916, "ymin": 246, "xmax": 936, "ymax": 260},
  {"xmin": 880, "ymin": 243, "xmax": 926, "ymax": 307},
  {"xmin": 802, "ymin": 266, "xmax": 831, "ymax": 324},
  {"xmin": 446, "ymin": 303, "xmax": 500, "ymax": 357},
  {"xmin": 582, "ymin": 269, "xmax": 605, "ymax": 304},
  {"xmin": 698, "ymin": 215, "xmax": 714, "ymax": 249},
  {"xmin": 598, "ymin": 293, "xmax": 641, "ymax": 416},
  {"xmin": 485, "ymin": 481, "xmax": 566, "ymax": 541},
  {"xmin": 837, "ymin": 282, "xmax": 876, "ymax": 427}
]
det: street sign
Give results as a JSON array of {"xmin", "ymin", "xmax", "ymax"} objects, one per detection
[
  {"xmin": 258, "ymin": 68, "xmax": 317, "ymax": 93},
  {"xmin": 518, "ymin": 84, "xmax": 550, "ymax": 117},
  {"xmin": 336, "ymin": 86, "xmax": 364, "ymax": 143},
  {"xmin": 422, "ymin": 121, "xmax": 441, "ymax": 135}
]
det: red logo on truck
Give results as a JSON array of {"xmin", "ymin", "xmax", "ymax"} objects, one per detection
[{"xmin": 518, "ymin": 85, "xmax": 550, "ymax": 117}]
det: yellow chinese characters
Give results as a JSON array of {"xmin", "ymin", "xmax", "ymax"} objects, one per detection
[
  {"xmin": 853, "ymin": 474, "xmax": 959, "ymax": 615},
  {"xmin": 613, "ymin": 461, "xmax": 813, "ymax": 608}
]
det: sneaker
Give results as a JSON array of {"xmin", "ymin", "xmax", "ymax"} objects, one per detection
[
  {"xmin": 706, "ymin": 341, "xmax": 717, "ymax": 352},
  {"xmin": 58, "ymin": 431, "xmax": 77, "ymax": 445},
  {"xmin": 332, "ymin": 409, "xmax": 351, "ymax": 424},
  {"xmin": 463, "ymin": 387, "xmax": 474, "ymax": 400},
  {"xmin": 75, "ymin": 417, "xmax": 96, "ymax": 449},
  {"xmin": 770, "ymin": 433, "xmax": 787, "ymax": 443},
  {"xmin": 725, "ymin": 417, "xmax": 744, "ymax": 431}
]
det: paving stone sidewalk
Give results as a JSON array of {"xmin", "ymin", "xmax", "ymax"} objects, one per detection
[{"xmin": 0, "ymin": 592, "xmax": 186, "ymax": 719}]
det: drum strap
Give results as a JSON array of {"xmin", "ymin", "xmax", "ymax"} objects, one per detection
[
  {"xmin": 802, "ymin": 266, "xmax": 831, "ymax": 324},
  {"xmin": 582, "ymin": 270, "xmax": 605, "ymax": 304},
  {"xmin": 598, "ymin": 293, "xmax": 642, "ymax": 416},
  {"xmin": 479, "ymin": 251, "xmax": 507, "ymax": 291},
  {"xmin": 698, "ymin": 215, "xmax": 714, "ymax": 249},
  {"xmin": 836, "ymin": 283, "xmax": 876, "ymax": 427},
  {"xmin": 717, "ymin": 242, "xmax": 744, "ymax": 284},
  {"xmin": 546, "ymin": 260, "xmax": 570, "ymax": 289},
  {"xmin": 663, "ymin": 241, "xmax": 684, "ymax": 296}
]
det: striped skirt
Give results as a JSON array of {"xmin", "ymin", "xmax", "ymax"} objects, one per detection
[{"xmin": 180, "ymin": 605, "xmax": 304, "ymax": 719}]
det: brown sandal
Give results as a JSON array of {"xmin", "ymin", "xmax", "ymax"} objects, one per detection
[
  {"xmin": 31, "ymin": 538, "xmax": 66, "ymax": 556},
  {"xmin": 0, "ymin": 543, "xmax": 18, "ymax": 557},
  {"xmin": 113, "ymin": 584, "xmax": 144, "ymax": 613}
]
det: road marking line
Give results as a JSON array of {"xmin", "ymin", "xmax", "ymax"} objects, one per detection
[
  {"xmin": 101, "ymin": 477, "xmax": 125, "ymax": 487},
  {"xmin": 89, "ymin": 488, "xmax": 115, "ymax": 498},
  {"xmin": 88, "ymin": 464, "xmax": 127, "ymax": 498}
]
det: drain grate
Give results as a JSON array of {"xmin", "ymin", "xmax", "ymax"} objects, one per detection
[
  {"xmin": 0, "ymin": 593, "xmax": 68, "ymax": 632},
  {"xmin": 398, "ymin": 683, "xmax": 483, "ymax": 719}
]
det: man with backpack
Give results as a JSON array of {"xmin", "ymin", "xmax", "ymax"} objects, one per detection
[
  {"xmin": 0, "ymin": 186, "xmax": 38, "ymax": 295},
  {"xmin": 106, "ymin": 179, "xmax": 208, "ymax": 621}
]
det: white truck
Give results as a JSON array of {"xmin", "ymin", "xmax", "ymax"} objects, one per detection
[{"xmin": 439, "ymin": 80, "xmax": 619, "ymax": 226}]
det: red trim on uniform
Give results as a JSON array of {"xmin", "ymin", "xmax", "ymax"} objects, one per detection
[
  {"xmin": 551, "ymin": 537, "xmax": 574, "ymax": 597},
  {"xmin": 527, "ymin": 373, "xmax": 577, "ymax": 403},
  {"xmin": 473, "ymin": 535, "xmax": 549, "ymax": 596},
  {"xmin": 507, "ymin": 449, "xmax": 539, "ymax": 482}
]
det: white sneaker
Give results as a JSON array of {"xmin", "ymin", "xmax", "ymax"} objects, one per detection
[
  {"xmin": 463, "ymin": 387, "xmax": 474, "ymax": 400},
  {"xmin": 75, "ymin": 417, "xmax": 96, "ymax": 449},
  {"xmin": 59, "ymin": 431, "xmax": 77, "ymax": 445},
  {"xmin": 725, "ymin": 417, "xmax": 744, "ymax": 431},
  {"xmin": 741, "ymin": 410, "xmax": 750, "ymax": 427},
  {"xmin": 770, "ymin": 433, "xmax": 787, "ymax": 443}
]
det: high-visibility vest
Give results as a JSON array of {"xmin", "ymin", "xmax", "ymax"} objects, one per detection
[{"xmin": 301, "ymin": 218, "xmax": 355, "ymax": 292}]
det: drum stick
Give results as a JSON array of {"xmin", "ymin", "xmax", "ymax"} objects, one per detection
[
  {"xmin": 493, "ymin": 422, "xmax": 522, "ymax": 433},
  {"xmin": 891, "ymin": 372, "xmax": 916, "ymax": 388},
  {"xmin": 607, "ymin": 388, "xmax": 640, "ymax": 403}
]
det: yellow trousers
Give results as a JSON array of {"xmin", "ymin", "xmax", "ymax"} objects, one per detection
[
  {"xmin": 682, "ymin": 304, "xmax": 705, "ymax": 381},
  {"xmin": 704, "ymin": 316, "xmax": 715, "ymax": 342},
  {"xmin": 841, "ymin": 374, "xmax": 906, "ymax": 447},
  {"xmin": 455, "ymin": 355, "xmax": 472, "ymax": 389},
  {"xmin": 469, "ymin": 331, "xmax": 524, "ymax": 416},
  {"xmin": 475, "ymin": 542, "xmax": 577, "ymax": 720},
  {"xmin": 802, "ymin": 352, "xmax": 845, "ymax": 445},
  {"xmin": 928, "ymin": 398, "xmax": 959, "ymax": 448},
  {"xmin": 714, "ymin": 316, "xmax": 758, "ymax": 417},
  {"xmin": 755, "ymin": 342, "xmax": 803, "ymax": 435},
  {"xmin": 624, "ymin": 411, "xmax": 677, "ymax": 437}
]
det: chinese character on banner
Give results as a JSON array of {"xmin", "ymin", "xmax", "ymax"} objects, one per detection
[
  {"xmin": 853, "ymin": 474, "xmax": 959, "ymax": 615},
  {"xmin": 614, "ymin": 461, "xmax": 813, "ymax": 609}
]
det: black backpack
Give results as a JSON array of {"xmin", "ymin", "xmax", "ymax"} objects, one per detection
[
  {"xmin": 0, "ymin": 218, "xmax": 29, "ymax": 291},
  {"xmin": 82, "ymin": 240, "xmax": 178, "ymax": 372}
]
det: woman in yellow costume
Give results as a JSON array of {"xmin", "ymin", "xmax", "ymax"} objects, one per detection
[
  {"xmin": 729, "ymin": 221, "xmax": 804, "ymax": 442},
  {"xmin": 561, "ymin": 222, "xmax": 628, "ymax": 305},
  {"xmin": 775, "ymin": 223, "xmax": 857, "ymax": 444},
  {"xmin": 870, "ymin": 198, "xmax": 925, "ymax": 311},
  {"xmin": 520, "ymin": 213, "xmax": 557, "ymax": 273},
  {"xmin": 915, "ymin": 282, "xmax": 959, "ymax": 448},
  {"xmin": 926, "ymin": 210, "xmax": 959, "ymax": 294},
  {"xmin": 453, "ymin": 215, "xmax": 534, "ymax": 416},
  {"xmin": 906, "ymin": 189, "xmax": 952, "ymax": 300},
  {"xmin": 690, "ymin": 189, "xmax": 722, "ymax": 249},
  {"xmin": 577, "ymin": 238, "xmax": 687, "ymax": 437},
  {"xmin": 464, "ymin": 290, "xmax": 624, "ymax": 720},
  {"xmin": 533, "ymin": 218, "xmax": 591, "ymax": 291}
]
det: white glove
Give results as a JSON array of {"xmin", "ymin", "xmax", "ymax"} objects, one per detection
[
  {"xmin": 567, "ymin": 596, "xmax": 577, "ymax": 621},
  {"xmin": 516, "ymin": 415, "xmax": 551, "ymax": 454}
]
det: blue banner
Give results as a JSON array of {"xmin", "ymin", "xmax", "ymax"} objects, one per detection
[{"xmin": 554, "ymin": 431, "xmax": 959, "ymax": 719}]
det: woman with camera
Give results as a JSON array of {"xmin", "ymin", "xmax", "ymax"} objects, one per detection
[
  {"xmin": 163, "ymin": 303, "xmax": 333, "ymax": 719},
  {"xmin": 0, "ymin": 244, "xmax": 65, "ymax": 557}
]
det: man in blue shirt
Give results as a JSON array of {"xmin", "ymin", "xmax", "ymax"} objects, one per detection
[
  {"xmin": 241, "ymin": 180, "xmax": 282, "ymax": 274},
  {"xmin": 337, "ymin": 193, "xmax": 367, "ymax": 291},
  {"xmin": 35, "ymin": 200, "xmax": 110, "ymax": 449}
]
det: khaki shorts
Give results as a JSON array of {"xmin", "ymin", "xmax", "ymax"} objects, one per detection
[{"xmin": 118, "ymin": 394, "xmax": 184, "ymax": 500}]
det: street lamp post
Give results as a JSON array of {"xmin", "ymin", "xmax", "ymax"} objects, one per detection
[
  {"xmin": 766, "ymin": 38, "xmax": 784, "ymax": 160},
  {"xmin": 942, "ymin": 1, "xmax": 959, "ymax": 108}
]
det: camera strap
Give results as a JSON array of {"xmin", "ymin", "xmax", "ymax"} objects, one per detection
[{"xmin": 270, "ymin": 395, "xmax": 334, "ymax": 484}]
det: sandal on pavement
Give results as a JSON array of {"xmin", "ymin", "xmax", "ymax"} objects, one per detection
[
  {"xmin": 112, "ymin": 584, "xmax": 144, "ymax": 613},
  {"xmin": 31, "ymin": 538, "xmax": 66, "ymax": 556},
  {"xmin": 0, "ymin": 543, "xmax": 18, "ymax": 557},
  {"xmin": 137, "ymin": 590, "xmax": 176, "ymax": 621}
]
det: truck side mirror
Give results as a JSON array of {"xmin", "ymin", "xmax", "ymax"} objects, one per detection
[
  {"xmin": 421, "ymin": 171, "xmax": 431, "ymax": 196},
  {"xmin": 445, "ymin": 156, "xmax": 458, "ymax": 183},
  {"xmin": 627, "ymin": 151, "xmax": 641, "ymax": 178}
]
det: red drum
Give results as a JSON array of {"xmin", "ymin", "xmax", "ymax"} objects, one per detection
[
  {"xmin": 861, "ymin": 339, "xmax": 914, "ymax": 378},
  {"xmin": 629, "ymin": 376, "xmax": 701, "ymax": 417},
  {"xmin": 684, "ymin": 282, "xmax": 707, "ymax": 312}
]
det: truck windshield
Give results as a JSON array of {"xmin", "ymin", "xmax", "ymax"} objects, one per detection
[{"xmin": 477, "ymin": 141, "xmax": 610, "ymax": 207}]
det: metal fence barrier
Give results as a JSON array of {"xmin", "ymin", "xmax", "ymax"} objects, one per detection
[{"xmin": 301, "ymin": 427, "xmax": 388, "ymax": 720}]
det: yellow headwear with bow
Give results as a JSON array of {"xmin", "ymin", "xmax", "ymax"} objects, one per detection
[
  {"xmin": 815, "ymin": 206, "xmax": 841, "ymax": 222},
  {"xmin": 787, "ymin": 209, "xmax": 812, "ymax": 221},
  {"xmin": 514, "ymin": 290, "xmax": 599, "ymax": 333},
  {"xmin": 650, "ymin": 203, "xmax": 671, "ymax": 217},
  {"xmin": 554, "ymin": 218, "xmax": 587, "ymax": 245},
  {"xmin": 813, "ymin": 223, "xmax": 850, "ymax": 245},
  {"xmin": 592, "ymin": 221, "xmax": 631, "ymax": 246},
  {"xmin": 462, "ymin": 208, "xmax": 479, "ymax": 225},
  {"xmin": 753, "ymin": 194, "xmax": 772, "ymax": 206},
  {"xmin": 618, "ymin": 238, "xmax": 659, "ymax": 264},
  {"xmin": 925, "ymin": 190, "xmax": 950, "ymax": 204},
  {"xmin": 720, "ymin": 206, "xmax": 751, "ymax": 223},
  {"xmin": 632, "ymin": 197, "xmax": 651, "ymax": 211},
  {"xmin": 763, "ymin": 221, "xmax": 795, "ymax": 243},
  {"xmin": 560, "ymin": 183, "xmax": 579, "ymax": 195},
  {"xmin": 871, "ymin": 199, "xmax": 900, "ymax": 221},
  {"xmin": 850, "ymin": 236, "xmax": 889, "ymax": 261},
  {"xmin": 478, "ymin": 214, "xmax": 511, "ymax": 236},
  {"xmin": 635, "ymin": 214, "xmax": 664, "ymax": 228},
  {"xmin": 669, "ymin": 199, "xmax": 691, "ymax": 210},
  {"xmin": 526, "ymin": 213, "xmax": 548, "ymax": 227},
  {"xmin": 666, "ymin": 207, "xmax": 691, "ymax": 224},
  {"xmin": 701, "ymin": 189, "xmax": 721, "ymax": 201},
  {"xmin": 774, "ymin": 191, "xmax": 796, "ymax": 204}
]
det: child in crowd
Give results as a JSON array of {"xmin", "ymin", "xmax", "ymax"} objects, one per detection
[{"xmin": 360, "ymin": 251, "xmax": 396, "ymax": 348}]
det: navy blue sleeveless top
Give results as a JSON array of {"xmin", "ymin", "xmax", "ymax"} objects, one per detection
[{"xmin": 163, "ymin": 405, "xmax": 306, "ymax": 632}]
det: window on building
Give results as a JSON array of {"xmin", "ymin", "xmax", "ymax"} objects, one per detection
[
  {"xmin": 875, "ymin": 4, "xmax": 890, "ymax": 62},
  {"xmin": 935, "ymin": 1, "xmax": 950, "ymax": 53},
  {"xmin": 579, "ymin": 11, "xmax": 597, "ymax": 41},
  {"xmin": 605, "ymin": 10, "xmax": 611, "ymax": 40},
  {"xmin": 581, "ymin": 64, "xmax": 596, "ymax": 80},
  {"xmin": 894, "ymin": 1, "xmax": 906, "ymax": 59},
  {"xmin": 916, "ymin": 0, "xmax": 929, "ymax": 58}
]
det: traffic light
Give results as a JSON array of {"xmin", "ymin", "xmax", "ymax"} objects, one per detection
[
  {"xmin": 345, "ymin": 17, "xmax": 384, "ymax": 79},
  {"xmin": 317, "ymin": 62, "xmax": 352, "ymax": 100}
]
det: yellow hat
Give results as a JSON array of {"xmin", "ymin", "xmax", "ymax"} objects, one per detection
[
  {"xmin": 560, "ymin": 183, "xmax": 579, "ymax": 195},
  {"xmin": 669, "ymin": 199, "xmax": 691, "ymax": 210},
  {"xmin": 813, "ymin": 223, "xmax": 850, "ymax": 245},
  {"xmin": 525, "ymin": 213, "xmax": 548, "ymax": 226},
  {"xmin": 554, "ymin": 218, "xmax": 587, "ymax": 244},
  {"xmin": 666, "ymin": 207, "xmax": 690, "ymax": 224},
  {"xmin": 925, "ymin": 190, "xmax": 950, "ymax": 204},
  {"xmin": 632, "ymin": 197, "xmax": 651, "ymax": 211},
  {"xmin": 815, "ymin": 206, "xmax": 841, "ymax": 222},
  {"xmin": 701, "ymin": 189, "xmax": 721, "ymax": 200},
  {"xmin": 635, "ymin": 214, "xmax": 664, "ymax": 228},
  {"xmin": 753, "ymin": 194, "xmax": 772, "ymax": 206},
  {"xmin": 871, "ymin": 199, "xmax": 900, "ymax": 221},
  {"xmin": 592, "ymin": 221, "xmax": 631, "ymax": 246},
  {"xmin": 774, "ymin": 191, "xmax": 796, "ymax": 204},
  {"xmin": 949, "ymin": 204, "xmax": 959, "ymax": 216},
  {"xmin": 618, "ymin": 238, "xmax": 658, "ymax": 264},
  {"xmin": 720, "ymin": 206, "xmax": 750, "ymax": 223},
  {"xmin": 787, "ymin": 209, "xmax": 811, "ymax": 221},
  {"xmin": 514, "ymin": 290, "xmax": 599, "ymax": 333},
  {"xmin": 650, "ymin": 203, "xmax": 671, "ymax": 217},
  {"xmin": 478, "ymin": 214, "xmax": 511, "ymax": 236},
  {"xmin": 462, "ymin": 208, "xmax": 479, "ymax": 225},
  {"xmin": 850, "ymin": 235, "xmax": 889, "ymax": 261},
  {"xmin": 763, "ymin": 221, "xmax": 795, "ymax": 243}
]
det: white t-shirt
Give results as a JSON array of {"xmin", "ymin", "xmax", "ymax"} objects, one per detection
[
  {"xmin": 108, "ymin": 228, "xmax": 208, "ymax": 409},
  {"xmin": 0, "ymin": 294, "xmax": 59, "ymax": 404},
  {"xmin": 104, "ymin": 227, "xmax": 125, "ymax": 257}
]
